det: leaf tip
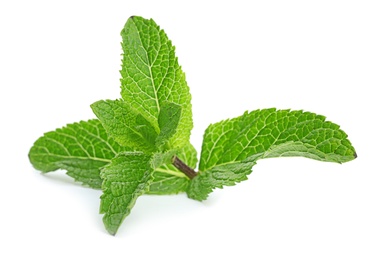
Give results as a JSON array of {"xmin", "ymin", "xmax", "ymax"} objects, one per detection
[
  {"xmin": 103, "ymin": 217, "xmax": 120, "ymax": 236},
  {"xmin": 129, "ymin": 15, "xmax": 140, "ymax": 21},
  {"xmin": 108, "ymin": 230, "xmax": 117, "ymax": 236}
]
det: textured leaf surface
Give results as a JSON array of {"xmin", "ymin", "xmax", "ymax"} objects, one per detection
[
  {"xmin": 188, "ymin": 109, "xmax": 357, "ymax": 201},
  {"xmin": 148, "ymin": 143, "xmax": 198, "ymax": 195},
  {"xmin": 120, "ymin": 16, "xmax": 192, "ymax": 148},
  {"xmin": 92, "ymin": 99, "xmax": 183, "ymax": 153},
  {"xmin": 100, "ymin": 152, "xmax": 153, "ymax": 235},
  {"xmin": 155, "ymin": 101, "xmax": 182, "ymax": 150},
  {"xmin": 29, "ymin": 119, "xmax": 129, "ymax": 188},
  {"xmin": 91, "ymin": 99, "xmax": 158, "ymax": 153}
]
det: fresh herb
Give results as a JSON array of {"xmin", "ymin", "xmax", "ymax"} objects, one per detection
[{"xmin": 29, "ymin": 16, "xmax": 356, "ymax": 235}]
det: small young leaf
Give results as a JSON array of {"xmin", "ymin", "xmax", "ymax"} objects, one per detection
[
  {"xmin": 91, "ymin": 99, "xmax": 158, "ymax": 153},
  {"xmin": 120, "ymin": 16, "xmax": 193, "ymax": 148},
  {"xmin": 92, "ymin": 99, "xmax": 183, "ymax": 154},
  {"xmin": 28, "ymin": 119, "xmax": 129, "ymax": 188},
  {"xmin": 100, "ymin": 152, "xmax": 154, "ymax": 235},
  {"xmin": 148, "ymin": 143, "xmax": 198, "ymax": 195},
  {"xmin": 155, "ymin": 101, "xmax": 182, "ymax": 150},
  {"xmin": 187, "ymin": 109, "xmax": 357, "ymax": 201}
]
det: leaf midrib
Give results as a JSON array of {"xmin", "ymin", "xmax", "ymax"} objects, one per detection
[
  {"xmin": 34, "ymin": 145, "xmax": 111, "ymax": 163},
  {"xmin": 131, "ymin": 18, "xmax": 160, "ymax": 114}
]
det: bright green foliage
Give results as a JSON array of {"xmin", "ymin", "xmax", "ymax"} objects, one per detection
[
  {"xmin": 28, "ymin": 119, "xmax": 129, "ymax": 188},
  {"xmin": 91, "ymin": 99, "xmax": 183, "ymax": 153},
  {"xmin": 149, "ymin": 143, "xmax": 197, "ymax": 194},
  {"xmin": 91, "ymin": 99, "xmax": 158, "ymax": 153},
  {"xmin": 187, "ymin": 109, "xmax": 357, "ymax": 201},
  {"xmin": 155, "ymin": 101, "xmax": 182, "ymax": 151},
  {"xmin": 100, "ymin": 152, "xmax": 153, "ymax": 235},
  {"xmin": 120, "ymin": 16, "xmax": 192, "ymax": 148},
  {"xmin": 29, "ymin": 16, "xmax": 357, "ymax": 235}
]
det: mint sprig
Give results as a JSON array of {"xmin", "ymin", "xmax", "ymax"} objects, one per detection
[{"xmin": 29, "ymin": 16, "xmax": 356, "ymax": 235}]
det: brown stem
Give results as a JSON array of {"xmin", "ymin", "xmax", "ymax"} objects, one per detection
[{"xmin": 171, "ymin": 156, "xmax": 197, "ymax": 179}]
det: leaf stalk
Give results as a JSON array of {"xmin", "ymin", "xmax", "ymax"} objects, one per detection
[{"xmin": 171, "ymin": 156, "xmax": 197, "ymax": 179}]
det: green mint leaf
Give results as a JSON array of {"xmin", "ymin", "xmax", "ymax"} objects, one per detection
[
  {"xmin": 187, "ymin": 109, "xmax": 357, "ymax": 201},
  {"xmin": 148, "ymin": 143, "xmax": 197, "ymax": 195},
  {"xmin": 91, "ymin": 99, "xmax": 158, "ymax": 153},
  {"xmin": 120, "ymin": 16, "xmax": 193, "ymax": 148},
  {"xmin": 100, "ymin": 152, "xmax": 153, "ymax": 235},
  {"xmin": 28, "ymin": 119, "xmax": 129, "ymax": 188},
  {"xmin": 155, "ymin": 101, "xmax": 182, "ymax": 150},
  {"xmin": 92, "ymin": 99, "xmax": 183, "ymax": 153}
]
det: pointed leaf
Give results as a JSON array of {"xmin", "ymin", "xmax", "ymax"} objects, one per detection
[
  {"xmin": 28, "ymin": 119, "xmax": 129, "ymax": 188},
  {"xmin": 155, "ymin": 101, "xmax": 182, "ymax": 150},
  {"xmin": 188, "ymin": 109, "xmax": 357, "ymax": 201},
  {"xmin": 120, "ymin": 16, "xmax": 192, "ymax": 148},
  {"xmin": 91, "ymin": 99, "xmax": 158, "ymax": 153},
  {"xmin": 100, "ymin": 152, "xmax": 153, "ymax": 235}
]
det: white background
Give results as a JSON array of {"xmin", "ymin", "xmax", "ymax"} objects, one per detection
[{"xmin": 1, "ymin": 0, "xmax": 377, "ymax": 259}]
